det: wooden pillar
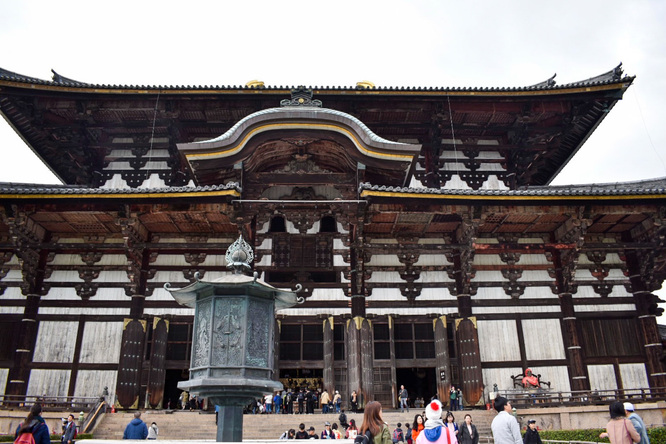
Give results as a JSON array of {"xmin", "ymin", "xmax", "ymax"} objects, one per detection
[
  {"xmin": 323, "ymin": 317, "xmax": 335, "ymax": 394},
  {"xmin": 6, "ymin": 295, "xmax": 41, "ymax": 397},
  {"xmin": 346, "ymin": 316, "xmax": 373, "ymax": 408},
  {"xmin": 433, "ymin": 316, "xmax": 451, "ymax": 403},
  {"xmin": 455, "ymin": 312, "xmax": 483, "ymax": 406},
  {"xmin": 558, "ymin": 292, "xmax": 589, "ymax": 391}
]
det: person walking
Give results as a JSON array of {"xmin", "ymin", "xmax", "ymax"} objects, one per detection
[
  {"xmin": 599, "ymin": 401, "xmax": 639, "ymax": 444},
  {"xmin": 399, "ymin": 385, "xmax": 409, "ymax": 413},
  {"xmin": 359, "ymin": 401, "xmax": 391, "ymax": 444},
  {"xmin": 415, "ymin": 399, "xmax": 457, "ymax": 444},
  {"xmin": 458, "ymin": 414, "xmax": 478, "ymax": 444},
  {"xmin": 624, "ymin": 402, "xmax": 650, "ymax": 444},
  {"xmin": 490, "ymin": 397, "xmax": 521, "ymax": 444},
  {"xmin": 123, "ymin": 412, "xmax": 148, "ymax": 440},
  {"xmin": 15, "ymin": 404, "xmax": 50, "ymax": 444}
]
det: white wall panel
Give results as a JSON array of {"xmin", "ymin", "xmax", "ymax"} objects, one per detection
[
  {"xmin": 27, "ymin": 370, "xmax": 70, "ymax": 397},
  {"xmin": 366, "ymin": 255, "xmax": 402, "ymax": 266},
  {"xmin": 483, "ymin": 367, "xmax": 523, "ymax": 392},
  {"xmin": 74, "ymin": 370, "xmax": 118, "ymax": 405},
  {"xmin": 144, "ymin": 307, "xmax": 194, "ymax": 316},
  {"xmin": 417, "ymin": 271, "xmax": 453, "ymax": 283},
  {"xmin": 39, "ymin": 307, "xmax": 130, "ymax": 315},
  {"xmin": 92, "ymin": 288, "xmax": 131, "ymax": 301},
  {"xmin": 574, "ymin": 286, "xmax": 629, "ymax": 298},
  {"xmin": 257, "ymin": 238, "xmax": 272, "ymax": 249},
  {"xmin": 80, "ymin": 322, "xmax": 123, "ymax": 363},
  {"xmin": 416, "ymin": 288, "xmax": 455, "ymax": 300},
  {"xmin": 414, "ymin": 255, "xmax": 451, "ymax": 266},
  {"xmin": 478, "ymin": 320, "xmax": 520, "ymax": 362},
  {"xmin": 308, "ymin": 288, "xmax": 348, "ymax": 301},
  {"xmin": 42, "ymin": 288, "xmax": 80, "ymax": 301},
  {"xmin": 152, "ymin": 271, "xmax": 190, "ymax": 283},
  {"xmin": 151, "ymin": 254, "xmax": 227, "ymax": 266},
  {"xmin": 0, "ymin": 369, "xmax": 7, "ymax": 395},
  {"xmin": 474, "ymin": 306, "xmax": 561, "ymax": 314},
  {"xmin": 33, "ymin": 321, "xmax": 78, "ymax": 363},
  {"xmin": 473, "ymin": 271, "xmax": 504, "ymax": 282},
  {"xmin": 522, "ymin": 319, "xmax": 565, "ymax": 360},
  {"xmin": 575, "ymin": 304, "xmax": 635, "ymax": 313},
  {"xmin": 256, "ymin": 254, "xmax": 272, "ymax": 266},
  {"xmin": 619, "ymin": 363, "xmax": 648, "ymax": 389},
  {"xmin": 367, "ymin": 288, "xmax": 404, "ymax": 301},
  {"xmin": 366, "ymin": 271, "xmax": 403, "ymax": 283},
  {"xmin": 521, "ymin": 270, "xmax": 552, "ymax": 281},
  {"xmin": 96, "ymin": 271, "xmax": 131, "ymax": 282},
  {"xmin": 525, "ymin": 366, "xmax": 571, "ymax": 393},
  {"xmin": 4, "ymin": 270, "xmax": 25, "ymax": 281},
  {"xmin": 588, "ymin": 364, "xmax": 617, "ymax": 391}
]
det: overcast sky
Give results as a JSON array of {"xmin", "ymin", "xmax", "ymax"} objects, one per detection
[{"xmin": 1, "ymin": 1, "xmax": 665, "ymax": 308}]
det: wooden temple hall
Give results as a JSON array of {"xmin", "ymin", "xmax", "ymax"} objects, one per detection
[{"xmin": 0, "ymin": 63, "xmax": 665, "ymax": 410}]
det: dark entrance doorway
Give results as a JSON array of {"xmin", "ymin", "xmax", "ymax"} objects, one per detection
[
  {"xmin": 396, "ymin": 367, "xmax": 436, "ymax": 407},
  {"xmin": 163, "ymin": 369, "xmax": 189, "ymax": 409}
]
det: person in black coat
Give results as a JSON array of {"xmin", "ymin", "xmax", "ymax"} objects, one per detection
[
  {"xmin": 458, "ymin": 414, "xmax": 478, "ymax": 444},
  {"xmin": 523, "ymin": 420, "xmax": 542, "ymax": 444}
]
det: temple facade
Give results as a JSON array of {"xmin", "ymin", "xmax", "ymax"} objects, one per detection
[{"xmin": 0, "ymin": 64, "xmax": 665, "ymax": 410}]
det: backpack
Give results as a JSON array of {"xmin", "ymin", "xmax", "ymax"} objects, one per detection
[
  {"xmin": 15, "ymin": 423, "xmax": 39, "ymax": 444},
  {"xmin": 354, "ymin": 430, "xmax": 372, "ymax": 444},
  {"xmin": 392, "ymin": 428, "xmax": 403, "ymax": 443}
]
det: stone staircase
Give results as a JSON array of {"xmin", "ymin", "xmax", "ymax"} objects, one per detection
[{"xmin": 92, "ymin": 409, "xmax": 497, "ymax": 440}]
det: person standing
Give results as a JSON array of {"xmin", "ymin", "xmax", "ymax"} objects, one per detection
[
  {"xmin": 457, "ymin": 388, "xmax": 464, "ymax": 411},
  {"xmin": 399, "ymin": 385, "xmax": 409, "ymax": 413},
  {"xmin": 62, "ymin": 414, "xmax": 77, "ymax": 444},
  {"xmin": 599, "ymin": 401, "xmax": 639, "ymax": 444},
  {"xmin": 123, "ymin": 412, "xmax": 148, "ymax": 440},
  {"xmin": 180, "ymin": 390, "xmax": 188, "ymax": 410},
  {"xmin": 415, "ymin": 399, "xmax": 457, "ymax": 444},
  {"xmin": 350, "ymin": 391, "xmax": 358, "ymax": 413},
  {"xmin": 15, "ymin": 404, "xmax": 50, "ymax": 444},
  {"xmin": 411, "ymin": 414, "xmax": 424, "ymax": 442},
  {"xmin": 490, "ymin": 397, "xmax": 521, "ymax": 444},
  {"xmin": 522, "ymin": 420, "xmax": 541, "ymax": 444},
  {"xmin": 624, "ymin": 402, "xmax": 650, "ymax": 444},
  {"xmin": 333, "ymin": 391, "xmax": 342, "ymax": 413},
  {"xmin": 298, "ymin": 389, "xmax": 306, "ymax": 414},
  {"xmin": 321, "ymin": 390, "xmax": 331, "ymax": 414},
  {"xmin": 444, "ymin": 411, "xmax": 458, "ymax": 439},
  {"xmin": 147, "ymin": 422, "xmax": 158, "ymax": 440},
  {"xmin": 458, "ymin": 414, "xmax": 478, "ymax": 444},
  {"xmin": 449, "ymin": 387, "xmax": 458, "ymax": 411},
  {"xmin": 359, "ymin": 401, "xmax": 392, "ymax": 444}
]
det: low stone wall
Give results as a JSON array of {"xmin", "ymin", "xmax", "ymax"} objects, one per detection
[{"xmin": 515, "ymin": 401, "xmax": 666, "ymax": 431}]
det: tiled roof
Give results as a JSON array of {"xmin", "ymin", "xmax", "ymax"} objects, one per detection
[
  {"xmin": 359, "ymin": 177, "xmax": 666, "ymax": 198},
  {"xmin": 0, "ymin": 64, "xmax": 634, "ymax": 93},
  {"xmin": 0, "ymin": 182, "xmax": 240, "ymax": 196}
]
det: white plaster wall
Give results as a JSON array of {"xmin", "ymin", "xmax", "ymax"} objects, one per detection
[
  {"xmin": 308, "ymin": 288, "xmax": 348, "ymax": 301},
  {"xmin": 79, "ymin": 322, "xmax": 123, "ymax": 364},
  {"xmin": 577, "ymin": 268, "xmax": 628, "ymax": 280},
  {"xmin": 333, "ymin": 255, "xmax": 347, "ymax": 267},
  {"xmin": 526, "ymin": 366, "xmax": 571, "ymax": 393},
  {"xmin": 366, "ymin": 288, "xmax": 404, "ymax": 301},
  {"xmin": 91, "ymin": 288, "xmax": 131, "ymax": 301},
  {"xmin": 2, "ymin": 287, "xmax": 26, "ymax": 298},
  {"xmin": 483, "ymin": 367, "xmax": 523, "ymax": 392},
  {"xmin": 588, "ymin": 365, "xmax": 617, "ymax": 391},
  {"xmin": 0, "ymin": 369, "xmax": 7, "ymax": 395},
  {"xmin": 151, "ymin": 254, "xmax": 227, "ymax": 267},
  {"xmin": 416, "ymin": 288, "xmax": 456, "ymax": 301},
  {"xmin": 144, "ymin": 307, "xmax": 194, "ymax": 316},
  {"xmin": 39, "ymin": 307, "xmax": 130, "ymax": 316},
  {"xmin": 41, "ymin": 288, "xmax": 80, "ymax": 301},
  {"xmin": 152, "ymin": 271, "xmax": 190, "ymax": 283},
  {"xmin": 474, "ymin": 306, "xmax": 561, "ymax": 314},
  {"xmin": 3, "ymin": 270, "xmax": 24, "ymax": 282},
  {"xmin": 473, "ymin": 254, "xmax": 549, "ymax": 266},
  {"xmin": 74, "ymin": 370, "xmax": 117, "ymax": 405},
  {"xmin": 415, "ymin": 254, "xmax": 451, "ymax": 266},
  {"xmin": 33, "ymin": 321, "xmax": 78, "ymax": 363},
  {"xmin": 575, "ymin": 304, "xmax": 635, "ymax": 313},
  {"xmin": 417, "ymin": 271, "xmax": 453, "ymax": 283},
  {"xmin": 27, "ymin": 370, "xmax": 71, "ymax": 397},
  {"xmin": 366, "ymin": 255, "xmax": 403, "ymax": 266},
  {"xmin": 478, "ymin": 320, "xmax": 521, "ymax": 362},
  {"xmin": 139, "ymin": 174, "xmax": 167, "ymax": 188},
  {"xmin": 574, "ymin": 286, "xmax": 630, "ymax": 298},
  {"xmin": 522, "ymin": 319, "xmax": 565, "ymax": 360},
  {"xmin": 619, "ymin": 363, "xmax": 649, "ymax": 389},
  {"xmin": 366, "ymin": 271, "xmax": 403, "ymax": 283},
  {"xmin": 473, "ymin": 286, "xmax": 556, "ymax": 300}
]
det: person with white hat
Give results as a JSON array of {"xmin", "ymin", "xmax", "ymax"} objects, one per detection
[
  {"xmin": 415, "ymin": 399, "xmax": 457, "ymax": 444},
  {"xmin": 623, "ymin": 402, "xmax": 649, "ymax": 444}
]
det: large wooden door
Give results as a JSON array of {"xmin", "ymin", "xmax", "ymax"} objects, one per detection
[
  {"xmin": 148, "ymin": 317, "xmax": 168, "ymax": 408},
  {"xmin": 456, "ymin": 317, "xmax": 483, "ymax": 405},
  {"xmin": 116, "ymin": 318, "xmax": 146, "ymax": 409}
]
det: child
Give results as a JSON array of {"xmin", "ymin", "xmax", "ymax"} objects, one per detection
[
  {"xmin": 392, "ymin": 422, "xmax": 405, "ymax": 443},
  {"xmin": 523, "ymin": 420, "xmax": 542, "ymax": 444},
  {"xmin": 405, "ymin": 421, "xmax": 413, "ymax": 444}
]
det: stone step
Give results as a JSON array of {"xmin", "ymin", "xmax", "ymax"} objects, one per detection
[{"xmin": 93, "ymin": 409, "xmax": 496, "ymax": 440}]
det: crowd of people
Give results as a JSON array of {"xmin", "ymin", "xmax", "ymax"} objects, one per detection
[
  {"xmin": 249, "ymin": 387, "xmax": 353, "ymax": 415},
  {"xmin": 9, "ymin": 392, "xmax": 652, "ymax": 444}
]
